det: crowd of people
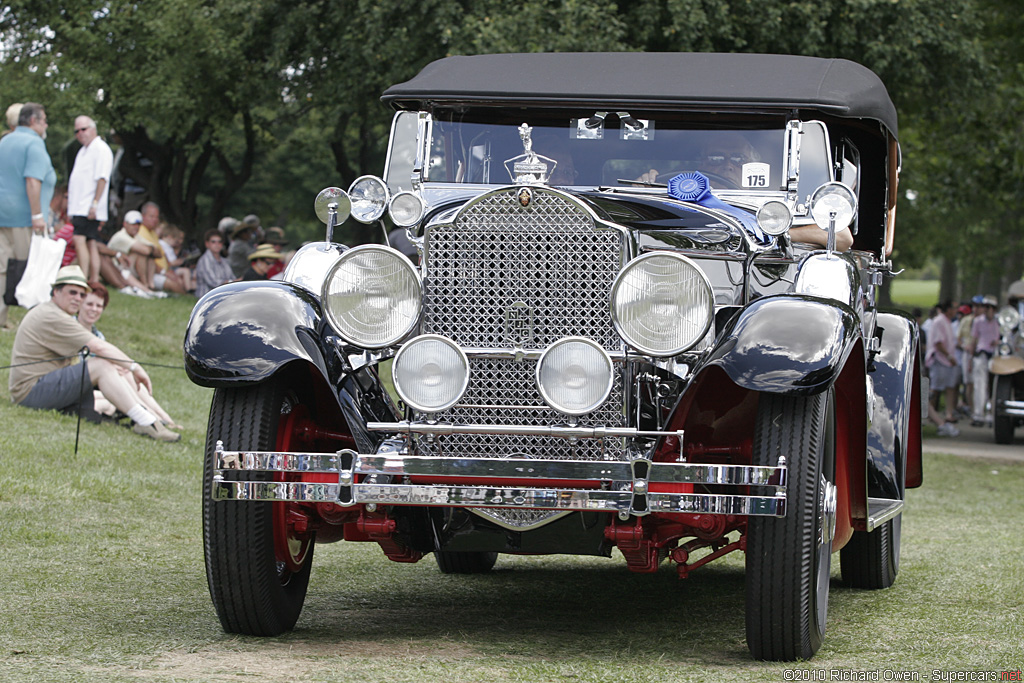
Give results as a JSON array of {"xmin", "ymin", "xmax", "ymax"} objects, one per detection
[
  {"xmin": 1, "ymin": 102, "xmax": 293, "ymax": 441},
  {"xmin": 921, "ymin": 294, "xmax": 1001, "ymax": 437}
]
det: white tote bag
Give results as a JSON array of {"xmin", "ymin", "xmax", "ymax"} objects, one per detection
[{"xmin": 15, "ymin": 231, "xmax": 67, "ymax": 309}]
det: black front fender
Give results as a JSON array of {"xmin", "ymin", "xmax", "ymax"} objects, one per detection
[
  {"xmin": 184, "ymin": 281, "xmax": 328, "ymax": 388},
  {"xmin": 704, "ymin": 294, "xmax": 860, "ymax": 395}
]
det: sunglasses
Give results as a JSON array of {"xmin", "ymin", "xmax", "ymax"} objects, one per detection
[
  {"xmin": 706, "ymin": 154, "xmax": 748, "ymax": 165},
  {"xmin": 75, "ymin": 127, "xmax": 90, "ymax": 133}
]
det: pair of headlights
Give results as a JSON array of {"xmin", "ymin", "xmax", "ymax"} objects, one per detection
[
  {"xmin": 322, "ymin": 246, "xmax": 714, "ymax": 357},
  {"xmin": 392, "ymin": 334, "xmax": 613, "ymax": 416}
]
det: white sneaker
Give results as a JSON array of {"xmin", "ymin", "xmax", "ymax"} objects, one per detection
[
  {"xmin": 133, "ymin": 287, "xmax": 156, "ymax": 299},
  {"xmin": 937, "ymin": 422, "xmax": 960, "ymax": 437},
  {"xmin": 152, "ymin": 290, "xmax": 169, "ymax": 299}
]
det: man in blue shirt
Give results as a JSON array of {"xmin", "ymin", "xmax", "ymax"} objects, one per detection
[{"xmin": 0, "ymin": 102, "xmax": 56, "ymax": 329}]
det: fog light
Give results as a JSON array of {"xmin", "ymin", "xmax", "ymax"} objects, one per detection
[
  {"xmin": 536, "ymin": 337, "xmax": 613, "ymax": 416},
  {"xmin": 392, "ymin": 335, "xmax": 469, "ymax": 413}
]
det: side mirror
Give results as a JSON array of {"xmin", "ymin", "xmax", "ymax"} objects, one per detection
[{"xmin": 809, "ymin": 182, "xmax": 857, "ymax": 253}]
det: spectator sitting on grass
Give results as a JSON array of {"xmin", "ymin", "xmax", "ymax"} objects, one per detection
[{"xmin": 76, "ymin": 281, "xmax": 182, "ymax": 430}]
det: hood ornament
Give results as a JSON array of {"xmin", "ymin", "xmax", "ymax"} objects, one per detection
[{"xmin": 504, "ymin": 123, "xmax": 556, "ymax": 185}]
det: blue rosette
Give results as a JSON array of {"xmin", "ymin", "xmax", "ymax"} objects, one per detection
[
  {"xmin": 667, "ymin": 172, "xmax": 711, "ymax": 203},
  {"xmin": 666, "ymin": 172, "xmax": 768, "ymax": 244}
]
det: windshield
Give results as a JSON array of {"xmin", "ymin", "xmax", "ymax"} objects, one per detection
[{"xmin": 417, "ymin": 111, "xmax": 789, "ymax": 192}]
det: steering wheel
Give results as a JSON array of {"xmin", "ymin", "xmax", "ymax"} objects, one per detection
[{"xmin": 699, "ymin": 171, "xmax": 740, "ymax": 190}]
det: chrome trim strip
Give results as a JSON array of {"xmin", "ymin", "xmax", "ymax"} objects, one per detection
[
  {"xmin": 216, "ymin": 449, "xmax": 343, "ymax": 473},
  {"xmin": 211, "ymin": 480, "xmax": 786, "ymax": 517},
  {"xmin": 366, "ymin": 421, "xmax": 683, "ymax": 440},
  {"xmin": 866, "ymin": 496, "xmax": 904, "ymax": 531},
  {"xmin": 458, "ymin": 348, "xmax": 638, "ymax": 361},
  {"xmin": 212, "ymin": 480, "xmax": 343, "ymax": 502}
]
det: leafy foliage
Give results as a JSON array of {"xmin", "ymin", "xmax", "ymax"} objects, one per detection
[{"xmin": 2, "ymin": 0, "xmax": 1021, "ymax": 297}]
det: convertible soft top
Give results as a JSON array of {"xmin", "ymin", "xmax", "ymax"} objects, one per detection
[{"xmin": 383, "ymin": 52, "xmax": 898, "ymax": 138}]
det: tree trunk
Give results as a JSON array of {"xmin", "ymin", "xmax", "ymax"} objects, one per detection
[{"xmin": 939, "ymin": 257, "xmax": 958, "ymax": 305}]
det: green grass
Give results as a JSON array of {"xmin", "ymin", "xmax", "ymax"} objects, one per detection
[
  {"xmin": 2, "ymin": 292, "xmax": 1022, "ymax": 682},
  {"xmin": 891, "ymin": 279, "xmax": 940, "ymax": 310}
]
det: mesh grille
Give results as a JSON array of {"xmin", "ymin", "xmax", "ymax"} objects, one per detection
[
  {"xmin": 423, "ymin": 188, "xmax": 621, "ymax": 350},
  {"xmin": 418, "ymin": 188, "xmax": 628, "ymax": 528}
]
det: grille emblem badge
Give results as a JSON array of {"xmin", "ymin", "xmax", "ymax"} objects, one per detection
[
  {"xmin": 504, "ymin": 302, "xmax": 534, "ymax": 347},
  {"xmin": 518, "ymin": 187, "xmax": 532, "ymax": 207}
]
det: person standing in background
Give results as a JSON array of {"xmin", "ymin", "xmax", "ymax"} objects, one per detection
[
  {"xmin": 925, "ymin": 301, "xmax": 961, "ymax": 435},
  {"xmin": 67, "ymin": 115, "xmax": 113, "ymax": 283},
  {"xmin": 4, "ymin": 103, "xmax": 23, "ymax": 135},
  {"xmin": 969, "ymin": 296, "xmax": 1000, "ymax": 426},
  {"xmin": 0, "ymin": 103, "xmax": 56, "ymax": 330}
]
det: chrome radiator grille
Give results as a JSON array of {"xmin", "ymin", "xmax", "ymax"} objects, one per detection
[
  {"xmin": 418, "ymin": 188, "xmax": 627, "ymax": 529},
  {"xmin": 422, "ymin": 188, "xmax": 622, "ymax": 350}
]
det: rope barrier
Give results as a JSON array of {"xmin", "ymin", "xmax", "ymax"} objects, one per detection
[{"xmin": 0, "ymin": 354, "xmax": 185, "ymax": 372}]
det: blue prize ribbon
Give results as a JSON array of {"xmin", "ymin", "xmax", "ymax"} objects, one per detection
[{"xmin": 667, "ymin": 172, "xmax": 768, "ymax": 243}]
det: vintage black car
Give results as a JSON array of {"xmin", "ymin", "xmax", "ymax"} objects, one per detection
[{"xmin": 185, "ymin": 52, "xmax": 923, "ymax": 661}]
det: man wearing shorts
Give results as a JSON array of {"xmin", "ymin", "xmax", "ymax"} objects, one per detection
[
  {"xmin": 8, "ymin": 265, "xmax": 179, "ymax": 441},
  {"xmin": 925, "ymin": 300, "xmax": 960, "ymax": 435},
  {"xmin": 67, "ymin": 116, "xmax": 113, "ymax": 283}
]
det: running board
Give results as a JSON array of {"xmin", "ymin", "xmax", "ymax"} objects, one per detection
[{"xmin": 866, "ymin": 497, "xmax": 903, "ymax": 531}]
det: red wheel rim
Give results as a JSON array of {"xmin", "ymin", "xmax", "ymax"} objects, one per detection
[{"xmin": 273, "ymin": 403, "xmax": 313, "ymax": 575}]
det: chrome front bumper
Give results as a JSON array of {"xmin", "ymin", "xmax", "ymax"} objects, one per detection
[{"xmin": 211, "ymin": 440, "xmax": 788, "ymax": 518}]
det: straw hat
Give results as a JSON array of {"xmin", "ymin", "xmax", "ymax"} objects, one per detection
[
  {"xmin": 248, "ymin": 244, "xmax": 281, "ymax": 261},
  {"xmin": 52, "ymin": 265, "xmax": 92, "ymax": 291}
]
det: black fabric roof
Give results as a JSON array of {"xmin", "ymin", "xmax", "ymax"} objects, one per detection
[{"xmin": 382, "ymin": 52, "xmax": 897, "ymax": 138}]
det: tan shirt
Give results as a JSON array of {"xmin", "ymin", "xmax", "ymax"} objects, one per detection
[{"xmin": 9, "ymin": 300, "xmax": 96, "ymax": 403}]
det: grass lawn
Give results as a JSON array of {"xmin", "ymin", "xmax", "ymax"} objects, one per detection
[
  {"xmin": 891, "ymin": 279, "xmax": 940, "ymax": 311},
  {"xmin": 1, "ymin": 291, "xmax": 1022, "ymax": 682}
]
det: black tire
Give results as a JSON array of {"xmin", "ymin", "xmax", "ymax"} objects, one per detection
[
  {"xmin": 434, "ymin": 550, "xmax": 499, "ymax": 574},
  {"xmin": 840, "ymin": 514, "xmax": 901, "ymax": 589},
  {"xmin": 203, "ymin": 378, "xmax": 314, "ymax": 636},
  {"xmin": 745, "ymin": 392, "xmax": 836, "ymax": 661},
  {"xmin": 994, "ymin": 376, "xmax": 1014, "ymax": 444}
]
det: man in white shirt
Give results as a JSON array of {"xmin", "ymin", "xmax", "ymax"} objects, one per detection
[{"xmin": 67, "ymin": 116, "xmax": 113, "ymax": 283}]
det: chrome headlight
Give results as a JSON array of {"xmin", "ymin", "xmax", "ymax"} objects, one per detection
[
  {"xmin": 536, "ymin": 337, "xmax": 614, "ymax": 416},
  {"xmin": 389, "ymin": 191, "xmax": 425, "ymax": 227},
  {"xmin": 392, "ymin": 335, "xmax": 469, "ymax": 413},
  {"xmin": 322, "ymin": 245, "xmax": 420, "ymax": 348},
  {"xmin": 611, "ymin": 252, "xmax": 714, "ymax": 357},
  {"xmin": 349, "ymin": 176, "xmax": 390, "ymax": 224}
]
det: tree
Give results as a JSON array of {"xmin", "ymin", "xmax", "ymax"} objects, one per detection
[
  {"xmin": 1, "ymin": 0, "xmax": 297, "ymax": 233},
  {"xmin": 2, "ymin": 0, "xmax": 1012, "ymax": 283}
]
